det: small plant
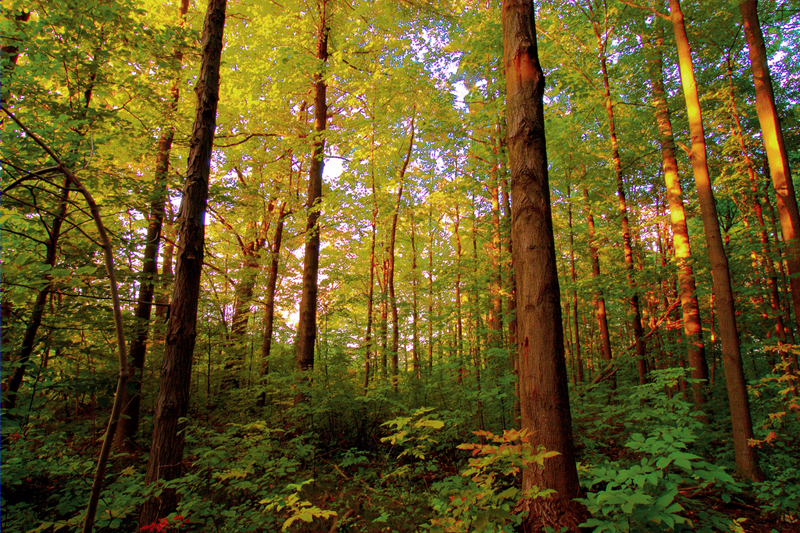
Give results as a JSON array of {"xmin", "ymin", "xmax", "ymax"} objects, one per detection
[
  {"xmin": 261, "ymin": 480, "xmax": 337, "ymax": 531},
  {"xmin": 427, "ymin": 428, "xmax": 556, "ymax": 533}
]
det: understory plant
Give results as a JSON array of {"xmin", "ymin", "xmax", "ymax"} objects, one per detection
[{"xmin": 577, "ymin": 368, "xmax": 739, "ymax": 532}]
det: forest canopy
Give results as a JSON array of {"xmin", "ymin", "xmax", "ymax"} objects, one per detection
[{"xmin": 2, "ymin": 0, "xmax": 799, "ymax": 532}]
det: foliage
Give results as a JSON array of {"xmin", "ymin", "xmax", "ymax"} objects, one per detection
[
  {"xmin": 427, "ymin": 428, "xmax": 556, "ymax": 533},
  {"xmin": 577, "ymin": 369, "xmax": 740, "ymax": 532}
]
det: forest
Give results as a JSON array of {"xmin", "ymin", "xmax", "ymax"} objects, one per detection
[{"xmin": 2, "ymin": 0, "xmax": 800, "ymax": 531}]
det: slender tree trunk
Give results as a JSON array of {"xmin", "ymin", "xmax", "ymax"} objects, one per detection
[
  {"xmin": 567, "ymin": 183, "xmax": 583, "ymax": 383},
  {"xmin": 428, "ymin": 203, "xmax": 435, "ymax": 372},
  {"xmin": 454, "ymin": 205, "xmax": 464, "ymax": 382},
  {"xmin": 593, "ymin": 16, "xmax": 646, "ymax": 384},
  {"xmin": 261, "ymin": 203, "xmax": 287, "ymax": 373},
  {"xmin": 387, "ymin": 119, "xmax": 415, "ymax": 388},
  {"xmin": 155, "ymin": 203, "xmax": 176, "ymax": 320},
  {"xmin": 138, "ymin": 0, "xmax": 227, "ymax": 526},
  {"xmin": 503, "ymin": 1, "xmax": 586, "ymax": 529},
  {"xmin": 115, "ymin": 0, "xmax": 190, "ymax": 449},
  {"xmin": 364, "ymin": 156, "xmax": 378, "ymax": 390},
  {"xmin": 725, "ymin": 59, "xmax": 793, "ymax": 362},
  {"xmin": 295, "ymin": 0, "xmax": 329, "ymax": 400},
  {"xmin": 4, "ymin": 178, "xmax": 69, "ymax": 413},
  {"xmin": 740, "ymin": 0, "xmax": 800, "ymax": 335},
  {"xmin": 489, "ymin": 166, "xmax": 503, "ymax": 350},
  {"xmin": 648, "ymin": 28, "xmax": 708, "ymax": 408},
  {"xmin": 583, "ymin": 186, "xmax": 614, "ymax": 377},
  {"xmin": 669, "ymin": 0, "xmax": 763, "ymax": 482},
  {"xmin": 411, "ymin": 214, "xmax": 420, "ymax": 379}
]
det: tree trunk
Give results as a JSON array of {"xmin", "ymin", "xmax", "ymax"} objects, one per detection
[
  {"xmin": 138, "ymin": 0, "xmax": 227, "ymax": 526},
  {"xmin": 740, "ymin": 0, "xmax": 800, "ymax": 335},
  {"xmin": 593, "ymin": 16, "xmax": 646, "ymax": 385},
  {"xmin": 669, "ymin": 0, "xmax": 763, "ymax": 482},
  {"xmin": 410, "ymin": 213, "xmax": 420, "ymax": 379},
  {"xmin": 387, "ymin": 118, "xmax": 415, "ymax": 388},
  {"xmin": 648, "ymin": 28, "xmax": 708, "ymax": 408},
  {"xmin": 4, "ymin": 178, "xmax": 69, "ymax": 414},
  {"xmin": 295, "ymin": 0, "xmax": 329, "ymax": 400},
  {"xmin": 583, "ymin": 186, "xmax": 614, "ymax": 378},
  {"xmin": 566, "ymin": 183, "xmax": 583, "ymax": 384},
  {"xmin": 502, "ymin": 1, "xmax": 587, "ymax": 529},
  {"xmin": 115, "ymin": 0, "xmax": 189, "ymax": 448},
  {"xmin": 261, "ymin": 202, "xmax": 288, "ymax": 376}
]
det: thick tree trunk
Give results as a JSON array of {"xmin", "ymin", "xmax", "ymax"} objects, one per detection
[
  {"xmin": 138, "ymin": 0, "xmax": 226, "ymax": 527},
  {"xmin": 115, "ymin": 0, "xmax": 189, "ymax": 448},
  {"xmin": 740, "ymin": 0, "xmax": 800, "ymax": 335},
  {"xmin": 295, "ymin": 0, "xmax": 329, "ymax": 398},
  {"xmin": 502, "ymin": 1, "xmax": 587, "ymax": 529},
  {"xmin": 648, "ymin": 29, "xmax": 708, "ymax": 408},
  {"xmin": 669, "ymin": 0, "xmax": 763, "ymax": 482}
]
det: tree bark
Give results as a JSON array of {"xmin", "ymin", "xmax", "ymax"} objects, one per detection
[
  {"xmin": 740, "ymin": 0, "xmax": 800, "ymax": 335},
  {"xmin": 502, "ymin": 1, "xmax": 587, "ymax": 529},
  {"xmin": 647, "ymin": 28, "xmax": 708, "ymax": 408},
  {"xmin": 669, "ymin": 0, "xmax": 763, "ymax": 482},
  {"xmin": 295, "ymin": 0, "xmax": 329, "ymax": 400},
  {"xmin": 138, "ymin": 0, "xmax": 227, "ymax": 526}
]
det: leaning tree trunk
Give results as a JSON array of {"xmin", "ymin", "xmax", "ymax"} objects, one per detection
[
  {"xmin": 138, "ymin": 0, "xmax": 227, "ymax": 527},
  {"xmin": 740, "ymin": 0, "xmax": 800, "ymax": 335},
  {"xmin": 648, "ymin": 28, "xmax": 708, "ymax": 408},
  {"xmin": 502, "ymin": 1, "xmax": 587, "ymax": 530},
  {"xmin": 669, "ymin": 0, "xmax": 763, "ymax": 482},
  {"xmin": 294, "ymin": 0, "xmax": 329, "ymax": 402}
]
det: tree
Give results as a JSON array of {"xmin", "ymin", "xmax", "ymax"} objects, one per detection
[
  {"xmin": 502, "ymin": 0, "xmax": 587, "ymax": 529},
  {"xmin": 295, "ymin": 0, "xmax": 330, "ymax": 400},
  {"xmin": 139, "ymin": 0, "xmax": 227, "ymax": 526},
  {"xmin": 739, "ymin": 0, "xmax": 800, "ymax": 335},
  {"xmin": 668, "ymin": 0, "xmax": 763, "ymax": 482}
]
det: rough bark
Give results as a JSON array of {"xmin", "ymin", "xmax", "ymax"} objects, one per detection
[
  {"xmin": 502, "ymin": 1, "xmax": 587, "ymax": 529},
  {"xmin": 138, "ymin": 0, "xmax": 227, "ymax": 526},
  {"xmin": 669, "ymin": 0, "xmax": 763, "ymax": 482}
]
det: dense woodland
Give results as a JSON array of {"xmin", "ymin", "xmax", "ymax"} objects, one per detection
[{"xmin": 2, "ymin": 0, "xmax": 800, "ymax": 531}]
